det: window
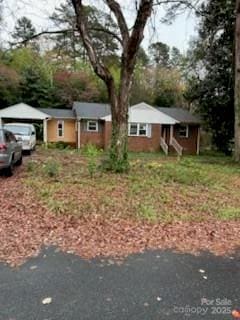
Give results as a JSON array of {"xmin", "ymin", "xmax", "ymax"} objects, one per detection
[
  {"xmin": 139, "ymin": 124, "xmax": 147, "ymax": 136},
  {"xmin": 129, "ymin": 123, "xmax": 138, "ymax": 135},
  {"xmin": 128, "ymin": 123, "xmax": 151, "ymax": 137},
  {"xmin": 87, "ymin": 120, "xmax": 98, "ymax": 132},
  {"xmin": 57, "ymin": 120, "xmax": 64, "ymax": 138},
  {"xmin": 179, "ymin": 125, "xmax": 189, "ymax": 138}
]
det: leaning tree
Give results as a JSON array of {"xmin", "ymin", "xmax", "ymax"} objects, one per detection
[{"xmin": 70, "ymin": 0, "xmax": 195, "ymax": 172}]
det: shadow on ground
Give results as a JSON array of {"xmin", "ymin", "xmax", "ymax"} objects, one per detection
[{"xmin": 0, "ymin": 247, "xmax": 239, "ymax": 320}]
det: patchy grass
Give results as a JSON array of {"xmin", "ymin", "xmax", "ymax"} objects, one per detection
[{"xmin": 24, "ymin": 148, "xmax": 240, "ymax": 223}]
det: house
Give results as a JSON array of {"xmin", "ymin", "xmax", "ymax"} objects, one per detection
[{"xmin": 0, "ymin": 102, "xmax": 201, "ymax": 155}]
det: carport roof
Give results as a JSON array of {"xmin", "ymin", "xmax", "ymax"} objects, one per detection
[{"xmin": 0, "ymin": 103, "xmax": 49, "ymax": 120}]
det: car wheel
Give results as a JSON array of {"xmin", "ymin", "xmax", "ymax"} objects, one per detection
[
  {"xmin": 5, "ymin": 161, "xmax": 14, "ymax": 177},
  {"xmin": 16, "ymin": 154, "xmax": 23, "ymax": 166}
]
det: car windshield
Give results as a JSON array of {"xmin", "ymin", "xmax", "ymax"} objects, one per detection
[{"xmin": 4, "ymin": 125, "xmax": 31, "ymax": 135}]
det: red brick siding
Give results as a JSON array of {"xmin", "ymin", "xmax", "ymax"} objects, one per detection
[
  {"xmin": 128, "ymin": 124, "xmax": 161, "ymax": 152},
  {"xmin": 173, "ymin": 124, "xmax": 199, "ymax": 155},
  {"xmin": 103, "ymin": 122, "xmax": 161, "ymax": 152},
  {"xmin": 80, "ymin": 120, "xmax": 104, "ymax": 149}
]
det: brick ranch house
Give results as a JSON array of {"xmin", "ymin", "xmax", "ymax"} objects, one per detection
[{"xmin": 0, "ymin": 102, "xmax": 201, "ymax": 155}]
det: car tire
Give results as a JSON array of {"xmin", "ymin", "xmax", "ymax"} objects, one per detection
[
  {"xmin": 5, "ymin": 161, "xmax": 14, "ymax": 177},
  {"xmin": 16, "ymin": 154, "xmax": 23, "ymax": 166}
]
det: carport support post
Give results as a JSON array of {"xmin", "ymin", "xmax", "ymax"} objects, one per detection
[
  {"xmin": 170, "ymin": 125, "xmax": 174, "ymax": 144},
  {"xmin": 0, "ymin": 118, "xmax": 2, "ymax": 127},
  {"xmin": 43, "ymin": 119, "xmax": 48, "ymax": 147},
  {"xmin": 77, "ymin": 120, "xmax": 81, "ymax": 149}
]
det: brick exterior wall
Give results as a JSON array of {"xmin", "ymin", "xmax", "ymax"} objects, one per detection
[
  {"xmin": 80, "ymin": 119, "xmax": 105, "ymax": 149},
  {"xmin": 103, "ymin": 122, "xmax": 161, "ymax": 152},
  {"xmin": 128, "ymin": 124, "xmax": 161, "ymax": 152},
  {"xmin": 173, "ymin": 124, "xmax": 199, "ymax": 155},
  {"xmin": 80, "ymin": 120, "xmax": 199, "ymax": 154}
]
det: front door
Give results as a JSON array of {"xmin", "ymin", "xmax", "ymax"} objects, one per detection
[{"xmin": 161, "ymin": 125, "xmax": 170, "ymax": 144}]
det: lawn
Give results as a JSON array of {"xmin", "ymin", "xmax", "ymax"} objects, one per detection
[
  {"xmin": 1, "ymin": 146, "xmax": 240, "ymax": 266},
  {"xmin": 25, "ymin": 147, "xmax": 240, "ymax": 223}
]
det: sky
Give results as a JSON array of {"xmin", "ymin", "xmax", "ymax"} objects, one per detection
[{"xmin": 1, "ymin": 0, "xmax": 198, "ymax": 53}]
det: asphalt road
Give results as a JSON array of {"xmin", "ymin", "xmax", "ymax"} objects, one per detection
[{"xmin": 0, "ymin": 247, "xmax": 239, "ymax": 320}]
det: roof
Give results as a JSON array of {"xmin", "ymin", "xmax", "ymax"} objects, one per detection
[
  {"xmin": 73, "ymin": 102, "xmax": 111, "ymax": 119},
  {"xmin": 123, "ymin": 102, "xmax": 177, "ymax": 124},
  {"xmin": 156, "ymin": 107, "xmax": 201, "ymax": 124},
  {"xmin": 0, "ymin": 103, "xmax": 49, "ymax": 120},
  {"xmin": 38, "ymin": 108, "xmax": 75, "ymax": 119}
]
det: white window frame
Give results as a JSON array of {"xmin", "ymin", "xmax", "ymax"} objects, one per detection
[
  {"xmin": 57, "ymin": 120, "xmax": 64, "ymax": 138},
  {"xmin": 87, "ymin": 120, "xmax": 98, "ymax": 132},
  {"xmin": 179, "ymin": 124, "xmax": 189, "ymax": 138},
  {"xmin": 128, "ymin": 123, "xmax": 151, "ymax": 137}
]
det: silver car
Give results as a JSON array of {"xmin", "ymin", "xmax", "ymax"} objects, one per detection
[{"xmin": 0, "ymin": 128, "xmax": 23, "ymax": 176}]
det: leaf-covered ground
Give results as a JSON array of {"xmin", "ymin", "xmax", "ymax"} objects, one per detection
[{"xmin": 0, "ymin": 148, "xmax": 240, "ymax": 266}]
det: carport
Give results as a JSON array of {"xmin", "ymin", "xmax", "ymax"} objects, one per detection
[{"xmin": 0, "ymin": 103, "xmax": 51, "ymax": 143}]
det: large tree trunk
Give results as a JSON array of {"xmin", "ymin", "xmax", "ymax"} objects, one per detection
[
  {"xmin": 110, "ymin": 111, "xmax": 129, "ymax": 171},
  {"xmin": 71, "ymin": 0, "xmax": 153, "ymax": 171},
  {"xmin": 234, "ymin": 0, "xmax": 240, "ymax": 161},
  {"xmin": 108, "ymin": 65, "xmax": 132, "ymax": 172}
]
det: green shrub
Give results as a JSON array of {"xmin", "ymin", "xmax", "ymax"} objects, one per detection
[
  {"xmin": 82, "ymin": 144, "xmax": 102, "ymax": 177},
  {"xmin": 81, "ymin": 143, "xmax": 102, "ymax": 156},
  {"xmin": 47, "ymin": 141, "xmax": 72, "ymax": 150},
  {"xmin": 43, "ymin": 159, "xmax": 60, "ymax": 178}
]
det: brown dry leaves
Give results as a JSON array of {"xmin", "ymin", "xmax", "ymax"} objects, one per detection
[{"xmin": 0, "ymin": 166, "xmax": 239, "ymax": 267}]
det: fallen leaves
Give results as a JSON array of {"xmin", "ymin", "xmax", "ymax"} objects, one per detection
[{"xmin": 0, "ymin": 157, "xmax": 240, "ymax": 267}]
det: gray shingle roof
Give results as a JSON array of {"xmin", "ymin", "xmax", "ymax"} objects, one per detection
[
  {"xmin": 37, "ymin": 108, "xmax": 75, "ymax": 119},
  {"xmin": 156, "ymin": 107, "xmax": 201, "ymax": 124},
  {"xmin": 73, "ymin": 102, "xmax": 111, "ymax": 119}
]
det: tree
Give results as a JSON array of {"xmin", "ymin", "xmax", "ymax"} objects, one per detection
[
  {"xmin": 12, "ymin": 17, "xmax": 39, "ymax": 50},
  {"xmin": 50, "ymin": 2, "xmax": 119, "ymax": 70},
  {"xmin": 54, "ymin": 70, "xmax": 101, "ymax": 107},
  {"xmin": 0, "ymin": 64, "xmax": 20, "ymax": 107},
  {"xmin": 184, "ymin": 0, "xmax": 235, "ymax": 154},
  {"xmin": 234, "ymin": 0, "xmax": 240, "ymax": 160},
  {"xmin": 170, "ymin": 46, "xmax": 183, "ymax": 68},
  {"xmin": 70, "ymin": 0, "xmax": 154, "ymax": 172},
  {"xmin": 149, "ymin": 41, "xmax": 170, "ymax": 67}
]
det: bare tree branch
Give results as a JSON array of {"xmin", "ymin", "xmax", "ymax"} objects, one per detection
[
  {"xmin": 126, "ymin": 0, "xmax": 154, "ymax": 69},
  {"xmin": 71, "ymin": 0, "xmax": 118, "ymax": 111},
  {"xmin": 10, "ymin": 27, "xmax": 123, "ymax": 47},
  {"xmin": 105, "ymin": 0, "xmax": 129, "ymax": 47}
]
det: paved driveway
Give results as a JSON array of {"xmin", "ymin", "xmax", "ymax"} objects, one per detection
[{"xmin": 0, "ymin": 247, "xmax": 239, "ymax": 320}]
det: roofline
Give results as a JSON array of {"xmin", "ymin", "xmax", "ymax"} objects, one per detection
[{"xmin": 48, "ymin": 116, "xmax": 76, "ymax": 120}]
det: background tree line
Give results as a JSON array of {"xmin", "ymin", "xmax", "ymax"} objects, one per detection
[
  {"xmin": 0, "ymin": 3, "xmax": 188, "ymax": 110},
  {"xmin": 0, "ymin": 0, "xmax": 237, "ymax": 156}
]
